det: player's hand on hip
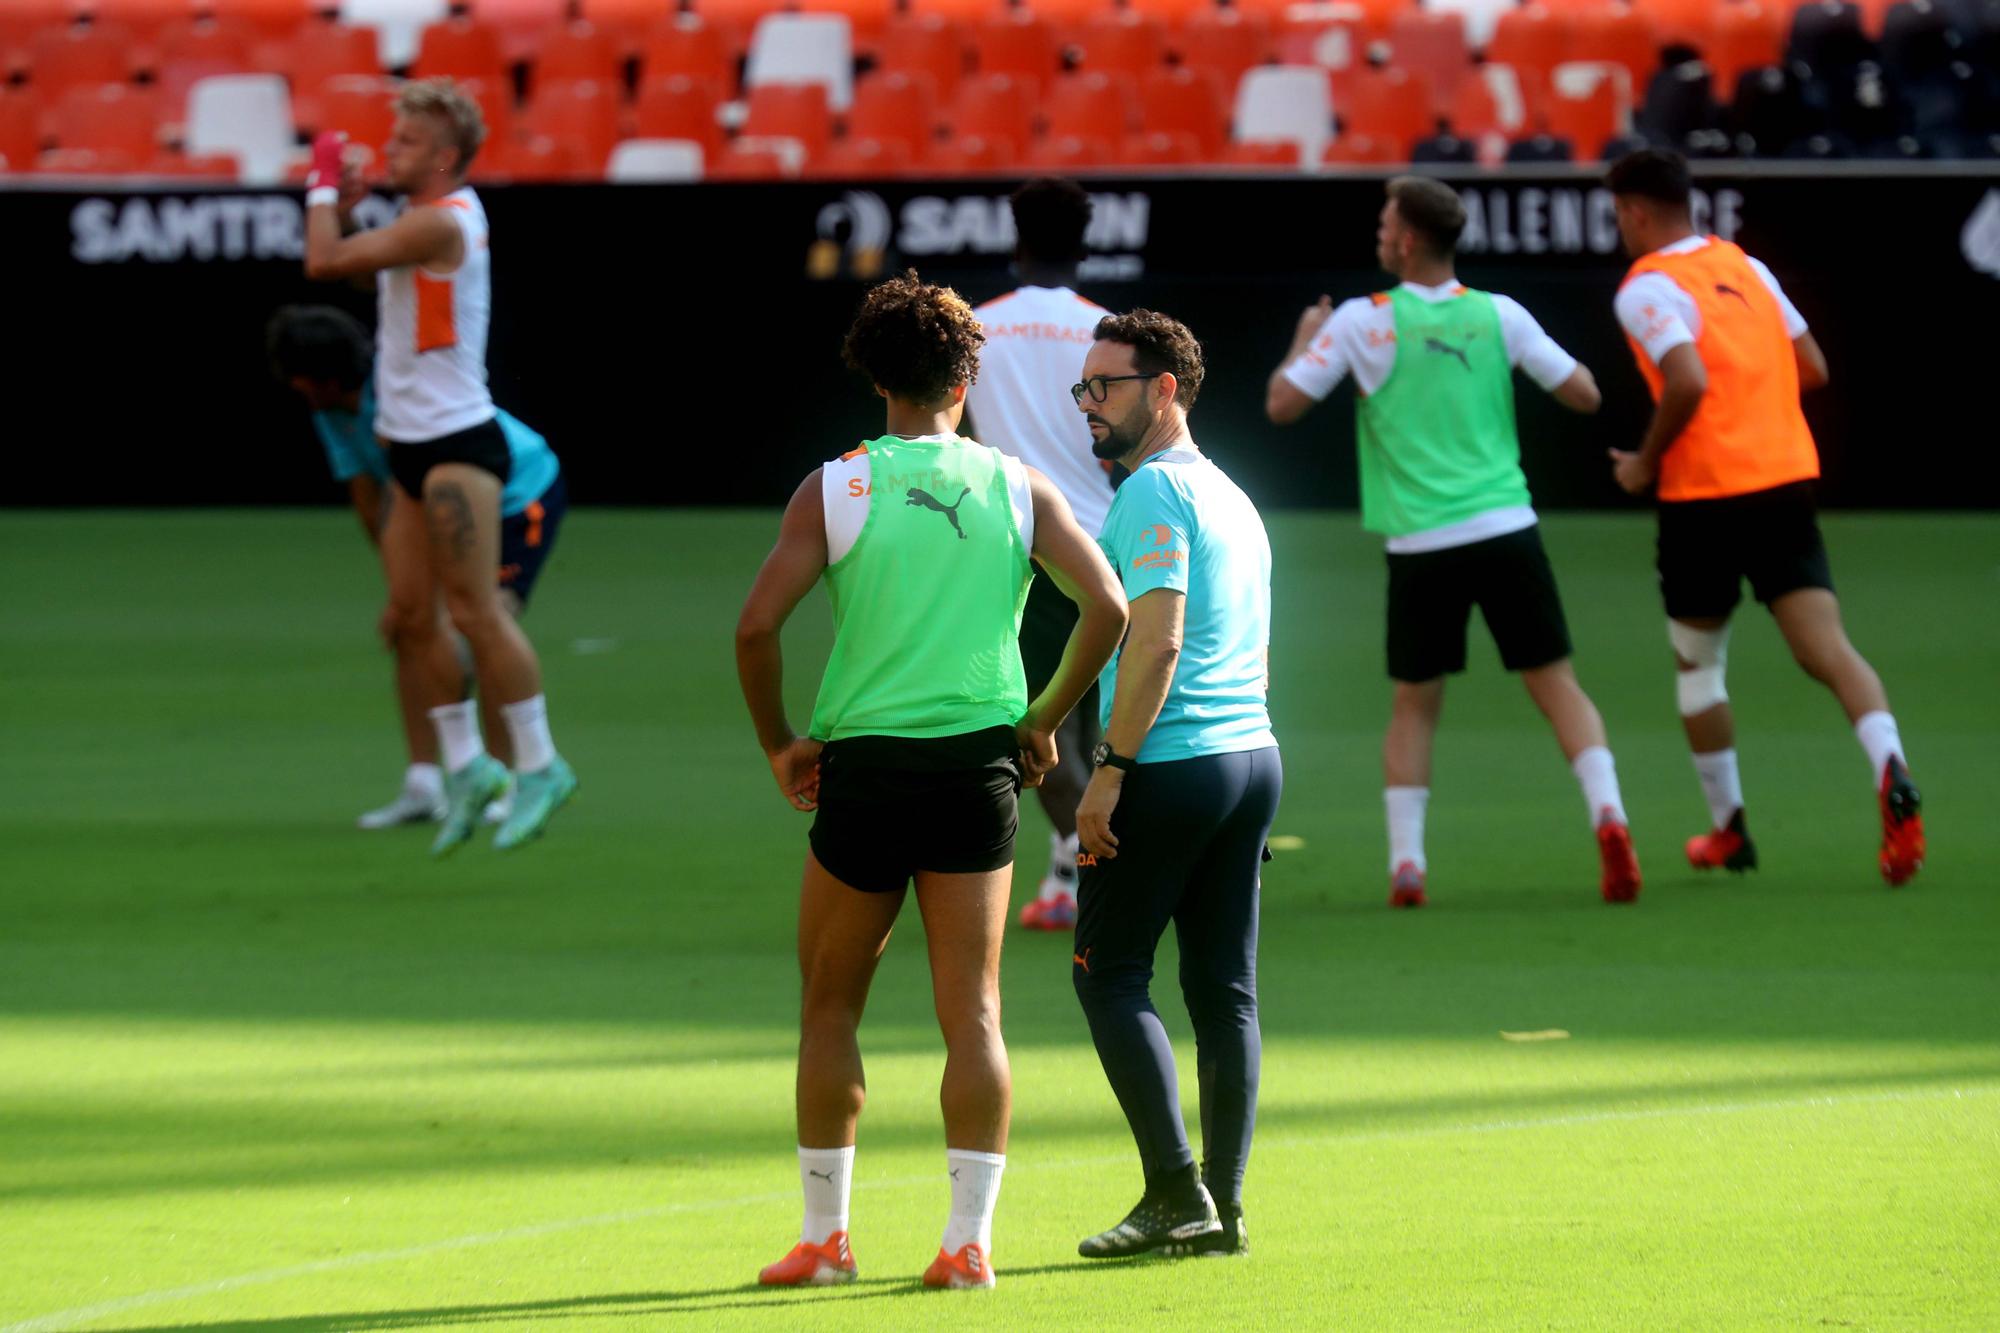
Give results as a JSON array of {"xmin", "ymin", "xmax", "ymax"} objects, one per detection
[
  {"xmin": 1609, "ymin": 449, "xmax": 1657, "ymax": 496},
  {"xmin": 1015, "ymin": 722, "xmax": 1057, "ymax": 789},
  {"xmin": 1076, "ymin": 769, "xmax": 1123, "ymax": 859},
  {"xmin": 769, "ymin": 737, "xmax": 824, "ymax": 812}
]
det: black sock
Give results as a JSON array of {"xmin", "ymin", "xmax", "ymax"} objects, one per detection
[{"xmin": 1145, "ymin": 1161, "xmax": 1203, "ymax": 1207}]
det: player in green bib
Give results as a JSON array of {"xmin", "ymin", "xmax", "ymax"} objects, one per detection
[
  {"xmin": 1265, "ymin": 176, "xmax": 1643, "ymax": 907},
  {"xmin": 736, "ymin": 273, "xmax": 1126, "ymax": 1292}
]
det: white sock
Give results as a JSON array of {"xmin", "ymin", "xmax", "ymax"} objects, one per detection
[
  {"xmin": 1691, "ymin": 748, "xmax": 1744, "ymax": 830},
  {"xmin": 428, "ymin": 701, "xmax": 484, "ymax": 774},
  {"xmin": 1385, "ymin": 786, "xmax": 1429, "ymax": 873},
  {"xmin": 798, "ymin": 1145, "xmax": 854, "ymax": 1246},
  {"xmin": 501, "ymin": 694, "xmax": 557, "ymax": 773},
  {"xmin": 1570, "ymin": 746, "xmax": 1627, "ymax": 827},
  {"xmin": 1040, "ymin": 831, "xmax": 1079, "ymax": 900},
  {"xmin": 941, "ymin": 1149, "xmax": 1005, "ymax": 1254},
  {"xmin": 1854, "ymin": 711, "xmax": 1904, "ymax": 785},
  {"xmin": 405, "ymin": 762, "xmax": 442, "ymax": 796}
]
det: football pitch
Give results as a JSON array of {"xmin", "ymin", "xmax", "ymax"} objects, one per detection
[{"xmin": 3, "ymin": 508, "xmax": 1996, "ymax": 1331}]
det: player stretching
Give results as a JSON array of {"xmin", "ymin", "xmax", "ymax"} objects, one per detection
[
  {"xmin": 1266, "ymin": 176, "xmax": 1641, "ymax": 906},
  {"xmin": 268, "ymin": 305, "xmax": 568, "ymax": 829},
  {"xmin": 303, "ymin": 80, "xmax": 575, "ymax": 854},
  {"xmin": 965, "ymin": 178, "xmax": 1117, "ymax": 931},
  {"xmin": 1605, "ymin": 149, "xmax": 1923, "ymax": 885},
  {"xmin": 737, "ymin": 273, "xmax": 1125, "ymax": 1290}
]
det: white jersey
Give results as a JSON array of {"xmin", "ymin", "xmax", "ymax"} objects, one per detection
[
  {"xmin": 374, "ymin": 186, "xmax": 495, "ymax": 443},
  {"xmin": 1614, "ymin": 235, "xmax": 1808, "ymax": 366},
  {"xmin": 822, "ymin": 435, "xmax": 1033, "ymax": 564},
  {"xmin": 966, "ymin": 284, "xmax": 1116, "ymax": 537}
]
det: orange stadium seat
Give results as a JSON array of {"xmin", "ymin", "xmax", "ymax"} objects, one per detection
[
  {"xmin": 89, "ymin": 0, "xmax": 201, "ymax": 38},
  {"xmin": 971, "ymin": 13, "xmax": 1062, "ymax": 96},
  {"xmin": 1448, "ymin": 62, "xmax": 1532, "ymax": 142},
  {"xmin": 1029, "ymin": 132, "xmax": 1114, "ymax": 169},
  {"xmin": 0, "ymin": 90, "xmax": 40, "ymax": 167},
  {"xmin": 1567, "ymin": 6, "xmax": 1662, "ymax": 101},
  {"xmin": 1120, "ymin": 127, "xmax": 1202, "ymax": 164},
  {"xmin": 1139, "ymin": 65, "xmax": 1227, "ymax": 156},
  {"xmin": 579, "ymin": 0, "xmax": 677, "ymax": 52},
  {"xmin": 709, "ymin": 138, "xmax": 804, "ymax": 178},
  {"xmin": 156, "ymin": 15, "xmax": 255, "ymax": 66},
  {"xmin": 27, "ymin": 22, "xmax": 135, "ymax": 100},
  {"xmin": 452, "ymin": 75, "xmax": 515, "ymax": 145},
  {"xmin": 0, "ymin": 0, "xmax": 69, "ymax": 72},
  {"xmin": 1074, "ymin": 10, "xmax": 1169, "ymax": 79},
  {"xmin": 317, "ymin": 74, "xmax": 398, "ymax": 147},
  {"xmin": 1387, "ymin": 8, "xmax": 1470, "ymax": 105},
  {"xmin": 1323, "ymin": 130, "xmax": 1406, "ymax": 164},
  {"xmin": 1269, "ymin": 10, "xmax": 1373, "ymax": 105},
  {"xmin": 741, "ymin": 82, "xmax": 834, "ymax": 159},
  {"xmin": 50, "ymin": 83, "xmax": 159, "ymax": 157},
  {"xmin": 534, "ymin": 21, "xmax": 624, "ymax": 90},
  {"xmin": 931, "ymin": 131, "xmax": 1017, "ymax": 172},
  {"xmin": 685, "ymin": 0, "xmax": 777, "ymax": 56},
  {"xmin": 467, "ymin": 0, "xmax": 570, "ymax": 64},
  {"xmin": 907, "ymin": 0, "xmax": 1009, "ymax": 21},
  {"xmin": 210, "ymin": 0, "xmax": 319, "ymax": 40},
  {"xmin": 943, "ymin": 72, "xmax": 1034, "ymax": 156},
  {"xmin": 1026, "ymin": 0, "xmax": 1119, "ymax": 30},
  {"xmin": 638, "ymin": 16, "xmax": 733, "ymax": 91},
  {"xmin": 1705, "ymin": 1, "xmax": 1785, "ymax": 98},
  {"xmin": 877, "ymin": 14, "xmax": 968, "ymax": 99},
  {"xmin": 797, "ymin": 0, "xmax": 895, "ymax": 54},
  {"xmin": 1220, "ymin": 138, "xmax": 1302, "ymax": 167},
  {"xmin": 1129, "ymin": 0, "xmax": 1225, "ymax": 21},
  {"xmin": 1486, "ymin": 4, "xmax": 1569, "ymax": 106},
  {"xmin": 1645, "ymin": 0, "xmax": 1724, "ymax": 47},
  {"xmin": 1173, "ymin": 7, "xmax": 1272, "ymax": 91},
  {"xmin": 846, "ymin": 70, "xmax": 940, "ymax": 158},
  {"xmin": 1341, "ymin": 65, "xmax": 1436, "ymax": 156},
  {"xmin": 149, "ymin": 148, "xmax": 243, "ymax": 176},
  {"xmin": 813, "ymin": 133, "xmax": 916, "ymax": 176},
  {"xmin": 284, "ymin": 21, "xmax": 379, "ymax": 132},
  {"xmin": 522, "ymin": 78, "xmax": 621, "ymax": 171},
  {"xmin": 1043, "ymin": 70, "xmax": 1137, "ymax": 141},
  {"xmin": 1544, "ymin": 66, "xmax": 1626, "ymax": 154},
  {"xmin": 412, "ymin": 18, "xmax": 507, "ymax": 82},
  {"xmin": 632, "ymin": 73, "xmax": 722, "ymax": 155},
  {"xmin": 477, "ymin": 131, "xmax": 584, "ymax": 179},
  {"xmin": 38, "ymin": 146, "xmax": 142, "ymax": 172}
]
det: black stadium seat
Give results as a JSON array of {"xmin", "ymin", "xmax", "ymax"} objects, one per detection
[
  {"xmin": 1504, "ymin": 133, "xmax": 1573, "ymax": 162},
  {"xmin": 1410, "ymin": 132, "xmax": 1478, "ymax": 162},
  {"xmin": 1641, "ymin": 59, "xmax": 1721, "ymax": 145}
]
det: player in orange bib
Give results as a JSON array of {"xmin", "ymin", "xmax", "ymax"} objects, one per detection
[{"xmin": 1605, "ymin": 149, "xmax": 1923, "ymax": 887}]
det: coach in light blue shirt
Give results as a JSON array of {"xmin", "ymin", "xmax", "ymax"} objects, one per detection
[{"xmin": 1068, "ymin": 309, "xmax": 1281, "ymax": 1264}]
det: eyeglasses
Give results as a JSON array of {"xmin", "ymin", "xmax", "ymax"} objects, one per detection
[{"xmin": 1070, "ymin": 373, "xmax": 1159, "ymax": 405}]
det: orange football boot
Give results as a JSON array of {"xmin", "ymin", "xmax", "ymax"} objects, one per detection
[
  {"xmin": 757, "ymin": 1231, "xmax": 857, "ymax": 1287},
  {"xmin": 1878, "ymin": 756, "xmax": 1925, "ymax": 887},
  {"xmin": 1597, "ymin": 812, "xmax": 1642, "ymax": 903},
  {"xmin": 1388, "ymin": 860, "xmax": 1426, "ymax": 909},
  {"xmin": 922, "ymin": 1241, "xmax": 995, "ymax": 1290},
  {"xmin": 1687, "ymin": 809, "xmax": 1757, "ymax": 873}
]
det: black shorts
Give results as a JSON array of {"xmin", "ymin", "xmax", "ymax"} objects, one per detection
[
  {"xmin": 1656, "ymin": 480, "xmax": 1834, "ymax": 620},
  {"xmin": 1020, "ymin": 565, "xmax": 1102, "ymax": 728},
  {"xmin": 498, "ymin": 472, "xmax": 566, "ymax": 609},
  {"xmin": 808, "ymin": 725, "xmax": 1023, "ymax": 894},
  {"xmin": 1385, "ymin": 524, "xmax": 1572, "ymax": 682},
  {"xmin": 386, "ymin": 416, "xmax": 512, "ymax": 500}
]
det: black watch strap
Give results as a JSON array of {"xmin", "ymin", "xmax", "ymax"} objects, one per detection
[{"xmin": 1098, "ymin": 747, "xmax": 1137, "ymax": 773}]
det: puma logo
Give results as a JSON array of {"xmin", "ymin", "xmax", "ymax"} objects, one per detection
[
  {"xmin": 1073, "ymin": 946, "xmax": 1093, "ymax": 973},
  {"xmin": 1423, "ymin": 336, "xmax": 1470, "ymax": 369},
  {"xmin": 950, "ymin": 1167, "xmax": 961, "ymax": 1181},
  {"xmin": 1714, "ymin": 282, "xmax": 1751, "ymax": 308},
  {"xmin": 906, "ymin": 486, "xmax": 972, "ymax": 539},
  {"xmin": 807, "ymin": 1168, "xmax": 838, "ymax": 1184}
]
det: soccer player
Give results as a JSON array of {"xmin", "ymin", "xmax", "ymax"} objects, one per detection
[
  {"xmin": 964, "ymin": 177, "xmax": 1117, "ymax": 931},
  {"xmin": 736, "ymin": 273, "xmax": 1125, "ymax": 1290},
  {"xmin": 1070, "ymin": 310, "xmax": 1280, "ymax": 1261},
  {"xmin": 267, "ymin": 304, "xmax": 568, "ymax": 829},
  {"xmin": 1264, "ymin": 176, "xmax": 1641, "ymax": 907},
  {"xmin": 1604, "ymin": 148, "xmax": 1924, "ymax": 885},
  {"xmin": 302, "ymin": 79, "xmax": 575, "ymax": 855}
]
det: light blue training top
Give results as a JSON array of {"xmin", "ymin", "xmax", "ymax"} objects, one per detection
[
  {"xmin": 313, "ymin": 379, "xmax": 560, "ymax": 519},
  {"xmin": 1096, "ymin": 443, "xmax": 1278, "ymax": 763}
]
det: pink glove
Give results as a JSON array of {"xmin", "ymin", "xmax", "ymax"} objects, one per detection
[{"xmin": 305, "ymin": 131, "xmax": 347, "ymax": 201}]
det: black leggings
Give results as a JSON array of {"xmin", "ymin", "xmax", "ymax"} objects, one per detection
[{"xmin": 1072, "ymin": 746, "xmax": 1282, "ymax": 1211}]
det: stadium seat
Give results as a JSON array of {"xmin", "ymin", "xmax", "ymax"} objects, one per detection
[
  {"xmin": 476, "ymin": 131, "xmax": 583, "ymax": 179},
  {"xmin": 1270, "ymin": 10, "xmax": 1371, "ymax": 104},
  {"xmin": 1728, "ymin": 63, "xmax": 1817, "ymax": 156},
  {"xmin": 90, "ymin": 0, "xmax": 205, "ymax": 41},
  {"xmin": 0, "ymin": 91, "xmax": 38, "ymax": 168},
  {"xmin": 741, "ymin": 82, "xmax": 835, "ymax": 158},
  {"xmin": 1422, "ymin": 0, "xmax": 1515, "ymax": 46},
  {"xmin": 687, "ymin": 0, "xmax": 782, "ymax": 54},
  {"xmin": 972, "ymin": 12, "xmax": 1062, "ymax": 96},
  {"xmin": 1486, "ymin": 5, "xmax": 1569, "ymax": 108},
  {"xmin": 930, "ymin": 131, "xmax": 1017, "ymax": 171},
  {"xmin": 1029, "ymin": 132, "xmax": 1114, "ymax": 169},
  {"xmin": 155, "ymin": 16, "xmax": 255, "ymax": 68},
  {"xmin": 284, "ymin": 22, "xmax": 381, "ymax": 131},
  {"xmin": 148, "ymin": 149, "xmax": 245, "ymax": 176},
  {"xmin": 745, "ymin": 14, "xmax": 854, "ymax": 112},
  {"xmin": 1044, "ymin": 70, "xmax": 1138, "ymax": 141},
  {"xmin": 1119, "ymin": 127, "xmax": 1203, "ymax": 164},
  {"xmin": 1074, "ymin": 11, "xmax": 1169, "ymax": 80},
  {"xmin": 1446, "ymin": 63, "xmax": 1529, "ymax": 159},
  {"xmin": 709, "ymin": 137, "xmax": 808, "ymax": 178},
  {"xmin": 1324, "ymin": 131, "xmax": 1408, "ymax": 164},
  {"xmin": 0, "ymin": 0, "xmax": 70, "ymax": 70},
  {"xmin": 1128, "ymin": 0, "xmax": 1218, "ymax": 18},
  {"xmin": 466, "ymin": 0, "xmax": 570, "ymax": 64},
  {"xmin": 580, "ymin": 0, "xmax": 678, "ymax": 53},
  {"xmin": 1878, "ymin": 0, "xmax": 1952, "ymax": 78},
  {"xmin": 1386, "ymin": 9, "xmax": 1470, "ymax": 106},
  {"xmin": 1220, "ymin": 138, "xmax": 1304, "ymax": 168},
  {"xmin": 638, "ymin": 16, "xmax": 734, "ymax": 91},
  {"xmin": 1705, "ymin": 2, "xmax": 1786, "ymax": 100},
  {"xmin": 1787, "ymin": 1, "xmax": 1875, "ymax": 75},
  {"xmin": 1412, "ymin": 130, "xmax": 1480, "ymax": 161},
  {"xmin": 1544, "ymin": 61, "xmax": 1629, "ymax": 154},
  {"xmin": 1645, "ymin": 0, "xmax": 1724, "ymax": 49},
  {"xmin": 1341, "ymin": 65, "xmax": 1438, "ymax": 156},
  {"xmin": 943, "ymin": 72, "xmax": 1035, "ymax": 157},
  {"xmin": 797, "ymin": 0, "xmax": 894, "ymax": 54},
  {"xmin": 36, "ymin": 146, "xmax": 142, "ymax": 173},
  {"xmin": 606, "ymin": 137, "xmax": 705, "ymax": 179},
  {"xmin": 877, "ymin": 14, "xmax": 969, "ymax": 100},
  {"xmin": 813, "ymin": 133, "xmax": 917, "ymax": 176},
  {"xmin": 632, "ymin": 74, "xmax": 723, "ymax": 155},
  {"xmin": 50, "ymin": 83, "xmax": 159, "ymax": 158},
  {"xmin": 846, "ymin": 70, "xmax": 940, "ymax": 159},
  {"xmin": 341, "ymin": 0, "xmax": 451, "ymax": 69},
  {"xmin": 1173, "ymin": 7, "xmax": 1272, "ymax": 91},
  {"xmin": 1233, "ymin": 65, "xmax": 1334, "ymax": 160},
  {"xmin": 1027, "ymin": 0, "xmax": 1119, "ymax": 29},
  {"xmin": 186, "ymin": 72, "xmax": 294, "ymax": 181},
  {"xmin": 209, "ymin": 0, "xmax": 319, "ymax": 40},
  {"xmin": 1139, "ymin": 65, "xmax": 1227, "ymax": 156},
  {"xmin": 26, "ymin": 23, "xmax": 135, "ymax": 101},
  {"xmin": 411, "ymin": 18, "xmax": 507, "ymax": 82},
  {"xmin": 317, "ymin": 74, "xmax": 398, "ymax": 147},
  {"xmin": 452, "ymin": 75, "xmax": 515, "ymax": 145},
  {"xmin": 1567, "ymin": 5, "xmax": 1663, "ymax": 103},
  {"xmin": 1640, "ymin": 58, "xmax": 1719, "ymax": 145},
  {"xmin": 906, "ymin": 0, "xmax": 1007, "ymax": 21},
  {"xmin": 1505, "ymin": 130, "xmax": 1573, "ymax": 160},
  {"xmin": 533, "ymin": 21, "xmax": 623, "ymax": 90},
  {"xmin": 522, "ymin": 78, "xmax": 622, "ymax": 173}
]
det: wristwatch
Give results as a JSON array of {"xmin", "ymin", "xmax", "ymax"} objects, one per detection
[{"xmin": 1091, "ymin": 741, "xmax": 1137, "ymax": 773}]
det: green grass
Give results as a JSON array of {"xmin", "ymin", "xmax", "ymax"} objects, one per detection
[{"xmin": 2, "ymin": 509, "xmax": 1997, "ymax": 1332}]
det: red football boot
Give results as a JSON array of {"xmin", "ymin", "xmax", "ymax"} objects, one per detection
[
  {"xmin": 1388, "ymin": 860, "xmax": 1427, "ymax": 909},
  {"xmin": 1597, "ymin": 812, "xmax": 1641, "ymax": 903},
  {"xmin": 758, "ymin": 1231, "xmax": 857, "ymax": 1287},
  {"xmin": 1878, "ymin": 756, "xmax": 1925, "ymax": 887},
  {"xmin": 922, "ymin": 1241, "xmax": 995, "ymax": 1290},
  {"xmin": 1686, "ymin": 809, "xmax": 1757, "ymax": 873}
]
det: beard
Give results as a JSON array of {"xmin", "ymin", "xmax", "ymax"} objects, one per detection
[{"xmin": 1087, "ymin": 405, "xmax": 1146, "ymax": 461}]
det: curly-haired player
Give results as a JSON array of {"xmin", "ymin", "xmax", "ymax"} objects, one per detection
[{"xmin": 736, "ymin": 271, "xmax": 1127, "ymax": 1291}]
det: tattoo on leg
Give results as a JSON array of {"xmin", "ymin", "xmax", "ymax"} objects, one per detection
[{"xmin": 427, "ymin": 484, "xmax": 478, "ymax": 563}]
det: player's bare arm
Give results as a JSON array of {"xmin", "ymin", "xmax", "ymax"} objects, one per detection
[
  {"xmin": 1552, "ymin": 364, "xmax": 1602, "ymax": 414},
  {"xmin": 305, "ymin": 205, "xmax": 461, "ymax": 283},
  {"xmin": 1794, "ymin": 331, "xmax": 1830, "ymax": 391},
  {"xmin": 1017, "ymin": 467, "xmax": 1128, "ymax": 785},
  {"xmin": 1075, "ymin": 587, "xmax": 1184, "ymax": 859},
  {"xmin": 1612, "ymin": 343, "xmax": 1707, "ymax": 494},
  {"xmin": 736, "ymin": 469, "xmax": 830, "ymax": 811},
  {"xmin": 1265, "ymin": 295, "xmax": 1334, "ymax": 425},
  {"xmin": 347, "ymin": 475, "xmax": 386, "ymax": 547}
]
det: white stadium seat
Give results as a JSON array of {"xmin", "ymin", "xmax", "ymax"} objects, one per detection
[
  {"xmin": 341, "ymin": 0, "xmax": 452, "ymax": 70},
  {"xmin": 1233, "ymin": 66, "xmax": 1333, "ymax": 163},
  {"xmin": 1424, "ymin": 0, "xmax": 1516, "ymax": 48},
  {"xmin": 744, "ymin": 14, "xmax": 854, "ymax": 112},
  {"xmin": 607, "ymin": 139, "xmax": 706, "ymax": 181},
  {"xmin": 185, "ymin": 75, "xmax": 295, "ymax": 185}
]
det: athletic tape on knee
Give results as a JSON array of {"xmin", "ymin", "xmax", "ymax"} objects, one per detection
[{"xmin": 1669, "ymin": 620, "xmax": 1730, "ymax": 716}]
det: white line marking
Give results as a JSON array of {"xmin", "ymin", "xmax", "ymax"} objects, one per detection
[{"xmin": 6, "ymin": 1083, "xmax": 1992, "ymax": 1333}]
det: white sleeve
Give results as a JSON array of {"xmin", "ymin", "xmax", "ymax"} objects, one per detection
[
  {"xmin": 1745, "ymin": 256, "xmax": 1809, "ymax": 337},
  {"xmin": 1615, "ymin": 273, "xmax": 1698, "ymax": 366},
  {"xmin": 1279, "ymin": 300, "xmax": 1366, "ymax": 401},
  {"xmin": 822, "ymin": 455, "xmax": 870, "ymax": 564},
  {"xmin": 1000, "ymin": 453, "xmax": 1034, "ymax": 552},
  {"xmin": 1491, "ymin": 294, "xmax": 1579, "ymax": 392}
]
